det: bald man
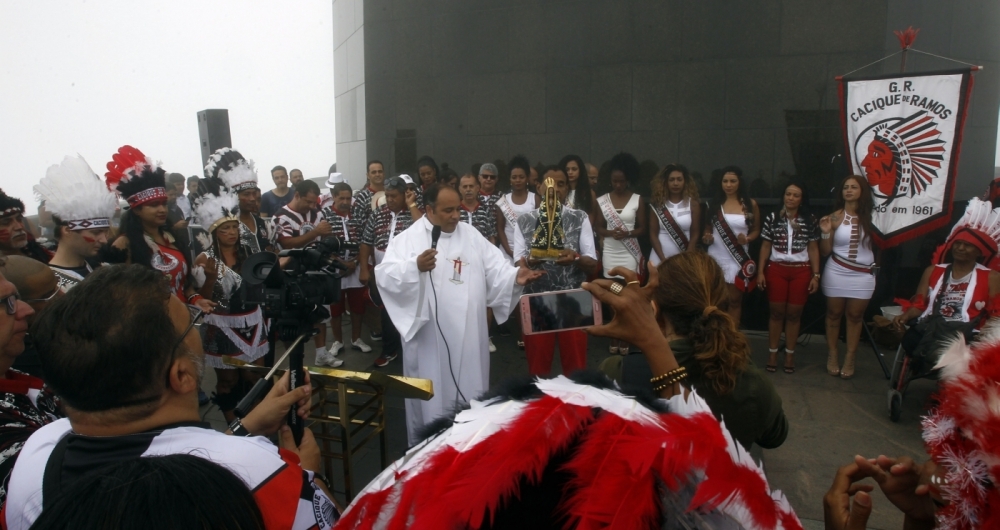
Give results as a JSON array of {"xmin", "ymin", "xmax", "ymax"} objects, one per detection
[
  {"xmin": 0, "ymin": 256, "xmax": 60, "ymax": 378},
  {"xmin": 586, "ymin": 163, "xmax": 599, "ymax": 189}
]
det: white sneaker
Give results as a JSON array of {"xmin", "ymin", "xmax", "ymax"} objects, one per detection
[
  {"xmin": 316, "ymin": 349, "xmax": 344, "ymax": 368},
  {"xmin": 330, "ymin": 341, "xmax": 343, "ymax": 356},
  {"xmin": 352, "ymin": 339, "xmax": 372, "ymax": 353},
  {"xmin": 489, "ymin": 338, "xmax": 497, "ymax": 353}
]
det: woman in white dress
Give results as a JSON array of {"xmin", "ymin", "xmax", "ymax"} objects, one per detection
[
  {"xmin": 649, "ymin": 164, "xmax": 701, "ymax": 266},
  {"xmin": 597, "ymin": 152, "xmax": 647, "ymax": 354},
  {"xmin": 495, "ymin": 155, "xmax": 539, "ymax": 348},
  {"xmin": 702, "ymin": 166, "xmax": 761, "ymax": 328},
  {"xmin": 819, "ymin": 175, "xmax": 877, "ymax": 379}
]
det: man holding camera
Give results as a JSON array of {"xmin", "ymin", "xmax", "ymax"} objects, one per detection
[
  {"xmin": 273, "ymin": 180, "xmax": 340, "ymax": 366},
  {"xmin": 4, "ymin": 264, "xmax": 339, "ymax": 529}
]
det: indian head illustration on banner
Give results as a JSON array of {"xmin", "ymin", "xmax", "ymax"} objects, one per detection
[{"xmin": 839, "ymin": 69, "xmax": 975, "ymax": 246}]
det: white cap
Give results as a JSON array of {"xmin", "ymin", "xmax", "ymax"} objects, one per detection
[{"xmin": 399, "ymin": 174, "xmax": 414, "ymax": 185}]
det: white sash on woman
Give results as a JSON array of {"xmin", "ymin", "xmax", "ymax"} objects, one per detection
[{"xmin": 597, "ymin": 194, "xmax": 642, "ymax": 264}]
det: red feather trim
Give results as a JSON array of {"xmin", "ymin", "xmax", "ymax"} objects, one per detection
[
  {"xmin": 387, "ymin": 446, "xmax": 461, "ymax": 530},
  {"xmin": 694, "ymin": 457, "xmax": 777, "ymax": 529},
  {"xmin": 104, "ymin": 145, "xmax": 148, "ymax": 190},
  {"xmin": 334, "ymin": 483, "xmax": 394, "ymax": 530},
  {"xmin": 562, "ymin": 413, "xmax": 664, "ymax": 530},
  {"xmin": 410, "ymin": 396, "xmax": 593, "ymax": 530}
]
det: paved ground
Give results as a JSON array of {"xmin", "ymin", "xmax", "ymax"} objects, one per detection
[{"xmin": 201, "ymin": 315, "xmax": 933, "ymax": 529}]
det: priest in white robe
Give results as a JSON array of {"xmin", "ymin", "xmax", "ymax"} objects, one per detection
[{"xmin": 376, "ymin": 185, "xmax": 542, "ymax": 444}]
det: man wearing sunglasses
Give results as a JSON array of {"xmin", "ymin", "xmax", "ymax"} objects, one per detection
[
  {"xmin": 6, "ymin": 264, "xmax": 340, "ymax": 529},
  {"xmin": 478, "ymin": 163, "xmax": 502, "ymax": 213},
  {"xmin": 0, "ymin": 264, "xmax": 57, "ymax": 507}
]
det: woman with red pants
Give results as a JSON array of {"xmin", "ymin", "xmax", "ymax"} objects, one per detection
[{"xmin": 756, "ymin": 181, "xmax": 821, "ymax": 373}]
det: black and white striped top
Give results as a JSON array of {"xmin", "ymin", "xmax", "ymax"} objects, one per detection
[
  {"xmin": 460, "ymin": 201, "xmax": 497, "ymax": 240},
  {"xmin": 760, "ymin": 211, "xmax": 820, "ymax": 262},
  {"xmin": 273, "ymin": 204, "xmax": 324, "ymax": 250}
]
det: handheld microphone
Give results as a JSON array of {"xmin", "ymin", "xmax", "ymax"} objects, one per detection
[{"xmin": 431, "ymin": 225, "xmax": 442, "ymax": 249}]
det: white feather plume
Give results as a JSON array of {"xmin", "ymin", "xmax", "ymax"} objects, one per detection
[
  {"xmin": 934, "ymin": 333, "xmax": 972, "ymax": 383},
  {"xmin": 34, "ymin": 155, "xmax": 117, "ymax": 222},
  {"xmin": 192, "ymin": 191, "xmax": 240, "ymax": 232},
  {"xmin": 217, "ymin": 159, "xmax": 258, "ymax": 190}
]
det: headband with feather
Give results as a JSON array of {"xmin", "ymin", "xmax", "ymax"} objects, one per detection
[
  {"xmin": 932, "ymin": 198, "xmax": 1000, "ymax": 270},
  {"xmin": 0, "ymin": 190, "xmax": 25, "ymax": 218},
  {"xmin": 193, "ymin": 190, "xmax": 240, "ymax": 234},
  {"xmin": 35, "ymin": 155, "xmax": 118, "ymax": 230},
  {"xmin": 104, "ymin": 145, "xmax": 167, "ymax": 208}
]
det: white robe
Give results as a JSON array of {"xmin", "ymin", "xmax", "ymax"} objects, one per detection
[{"xmin": 376, "ymin": 216, "xmax": 522, "ymax": 445}]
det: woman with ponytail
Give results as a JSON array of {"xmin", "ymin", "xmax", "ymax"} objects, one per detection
[{"xmin": 595, "ymin": 252, "xmax": 788, "ymax": 450}]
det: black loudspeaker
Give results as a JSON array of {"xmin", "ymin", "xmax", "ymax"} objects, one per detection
[{"xmin": 197, "ymin": 109, "xmax": 232, "ymax": 165}]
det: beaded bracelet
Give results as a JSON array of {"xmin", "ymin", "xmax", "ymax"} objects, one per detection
[
  {"xmin": 652, "ymin": 372, "xmax": 689, "ymax": 393},
  {"xmin": 650, "ymin": 366, "xmax": 687, "ymax": 385}
]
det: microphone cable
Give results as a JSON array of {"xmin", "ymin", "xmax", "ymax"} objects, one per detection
[{"xmin": 428, "ymin": 241, "xmax": 467, "ymax": 406}]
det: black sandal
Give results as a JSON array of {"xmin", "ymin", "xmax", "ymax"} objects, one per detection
[
  {"xmin": 765, "ymin": 350, "xmax": 778, "ymax": 373},
  {"xmin": 783, "ymin": 352, "xmax": 795, "ymax": 374}
]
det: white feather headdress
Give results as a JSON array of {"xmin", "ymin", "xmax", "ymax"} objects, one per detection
[
  {"xmin": 193, "ymin": 191, "xmax": 240, "ymax": 233},
  {"xmin": 218, "ymin": 160, "xmax": 259, "ymax": 193},
  {"xmin": 34, "ymin": 155, "xmax": 118, "ymax": 230}
]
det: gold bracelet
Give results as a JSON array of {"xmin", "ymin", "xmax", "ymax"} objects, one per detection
[
  {"xmin": 650, "ymin": 366, "xmax": 686, "ymax": 384},
  {"xmin": 652, "ymin": 372, "xmax": 689, "ymax": 393}
]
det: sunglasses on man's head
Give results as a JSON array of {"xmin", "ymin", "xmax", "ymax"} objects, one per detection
[
  {"xmin": 385, "ymin": 177, "xmax": 405, "ymax": 187},
  {"xmin": 23, "ymin": 288, "xmax": 59, "ymax": 304}
]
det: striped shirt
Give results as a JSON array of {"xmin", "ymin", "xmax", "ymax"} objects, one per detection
[
  {"xmin": 4, "ymin": 419, "xmax": 338, "ymax": 529},
  {"xmin": 460, "ymin": 201, "xmax": 496, "ymax": 240},
  {"xmin": 321, "ymin": 207, "xmax": 362, "ymax": 262},
  {"xmin": 273, "ymin": 204, "xmax": 324, "ymax": 250},
  {"xmin": 361, "ymin": 205, "xmax": 414, "ymax": 264},
  {"xmin": 760, "ymin": 211, "xmax": 820, "ymax": 262}
]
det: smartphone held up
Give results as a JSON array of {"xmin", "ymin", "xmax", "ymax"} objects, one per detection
[{"xmin": 519, "ymin": 289, "xmax": 602, "ymax": 335}]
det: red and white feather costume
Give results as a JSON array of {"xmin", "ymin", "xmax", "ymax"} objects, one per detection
[
  {"xmin": 336, "ymin": 376, "xmax": 801, "ymax": 530},
  {"xmin": 922, "ymin": 324, "xmax": 1000, "ymax": 530}
]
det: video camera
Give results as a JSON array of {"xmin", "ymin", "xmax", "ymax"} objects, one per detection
[
  {"xmin": 236, "ymin": 236, "xmax": 359, "ymax": 443},
  {"xmin": 241, "ymin": 237, "xmax": 357, "ymax": 341}
]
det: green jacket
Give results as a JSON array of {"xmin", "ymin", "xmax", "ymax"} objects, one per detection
[{"xmin": 599, "ymin": 339, "xmax": 788, "ymax": 451}]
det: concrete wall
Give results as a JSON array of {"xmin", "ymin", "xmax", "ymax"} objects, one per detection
[
  {"xmin": 350, "ymin": 0, "xmax": 999, "ymax": 199},
  {"xmin": 333, "ymin": 0, "xmax": 368, "ymax": 190}
]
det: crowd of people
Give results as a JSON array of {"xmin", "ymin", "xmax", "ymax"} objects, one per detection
[{"xmin": 0, "ymin": 142, "xmax": 995, "ymax": 529}]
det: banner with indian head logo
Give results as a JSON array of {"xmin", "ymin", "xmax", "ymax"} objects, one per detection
[{"xmin": 839, "ymin": 68, "xmax": 975, "ymax": 247}]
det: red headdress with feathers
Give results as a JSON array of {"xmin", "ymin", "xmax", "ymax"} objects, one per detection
[
  {"xmin": 104, "ymin": 145, "xmax": 168, "ymax": 208},
  {"xmin": 931, "ymin": 198, "xmax": 1000, "ymax": 271}
]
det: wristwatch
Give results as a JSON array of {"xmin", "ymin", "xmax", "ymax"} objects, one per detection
[{"xmin": 228, "ymin": 417, "xmax": 252, "ymax": 437}]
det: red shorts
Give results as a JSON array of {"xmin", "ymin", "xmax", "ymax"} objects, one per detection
[
  {"xmin": 765, "ymin": 261, "xmax": 812, "ymax": 306},
  {"xmin": 330, "ymin": 287, "xmax": 367, "ymax": 318}
]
